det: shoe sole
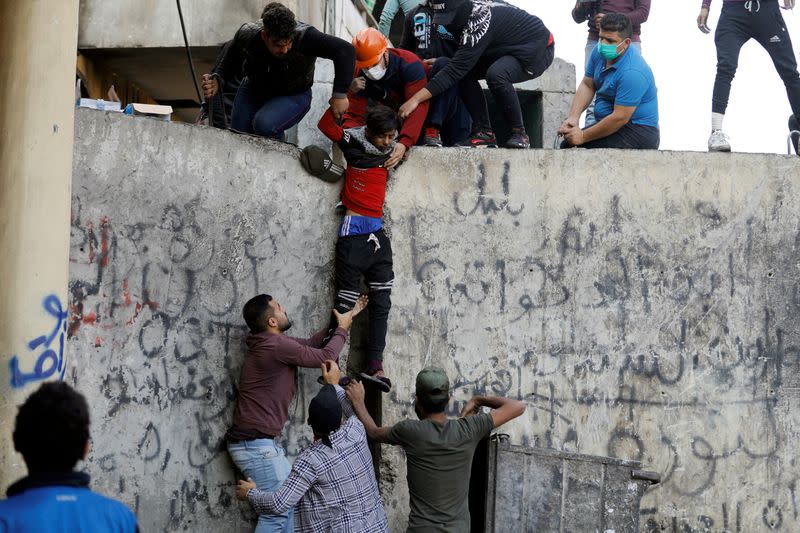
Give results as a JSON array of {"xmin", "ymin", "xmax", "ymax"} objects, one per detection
[
  {"xmin": 708, "ymin": 147, "xmax": 731, "ymax": 152},
  {"xmin": 359, "ymin": 373, "xmax": 391, "ymax": 393}
]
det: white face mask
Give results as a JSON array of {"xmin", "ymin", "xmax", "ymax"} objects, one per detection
[{"xmin": 363, "ymin": 61, "xmax": 387, "ymax": 81}]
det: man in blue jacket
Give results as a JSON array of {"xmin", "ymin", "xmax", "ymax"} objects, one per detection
[
  {"xmin": 559, "ymin": 13, "xmax": 659, "ymax": 149},
  {"xmin": 0, "ymin": 382, "xmax": 138, "ymax": 532}
]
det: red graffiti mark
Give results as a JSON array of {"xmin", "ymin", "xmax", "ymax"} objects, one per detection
[
  {"xmin": 68, "ymin": 304, "xmax": 83, "ymax": 338},
  {"xmin": 100, "ymin": 216, "xmax": 110, "ymax": 267},
  {"xmin": 126, "ymin": 303, "xmax": 143, "ymax": 326},
  {"xmin": 123, "ymin": 279, "xmax": 132, "ymax": 306},
  {"xmin": 82, "ymin": 311, "xmax": 97, "ymax": 325},
  {"xmin": 94, "ymin": 336, "xmax": 103, "ymax": 347}
]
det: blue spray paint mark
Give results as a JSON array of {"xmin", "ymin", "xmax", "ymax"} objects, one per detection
[{"xmin": 8, "ymin": 294, "xmax": 69, "ymax": 389}]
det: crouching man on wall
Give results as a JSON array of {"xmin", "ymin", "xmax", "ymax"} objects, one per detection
[{"xmin": 559, "ymin": 13, "xmax": 659, "ymax": 150}]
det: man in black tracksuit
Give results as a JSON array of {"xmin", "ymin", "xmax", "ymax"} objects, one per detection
[
  {"xmin": 398, "ymin": 0, "xmax": 555, "ymax": 149},
  {"xmin": 698, "ymin": 0, "xmax": 800, "ymax": 154}
]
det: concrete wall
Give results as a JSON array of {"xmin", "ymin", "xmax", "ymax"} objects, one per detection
[
  {"xmin": 65, "ymin": 110, "xmax": 341, "ymax": 531},
  {"xmin": 78, "ymin": 0, "xmax": 265, "ymax": 48},
  {"xmin": 29, "ymin": 109, "xmax": 800, "ymax": 532},
  {"xmin": 380, "ymin": 148, "xmax": 800, "ymax": 532},
  {"xmin": 78, "ymin": 0, "xmax": 366, "ymax": 48}
]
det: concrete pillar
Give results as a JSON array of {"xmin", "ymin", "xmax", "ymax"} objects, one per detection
[{"xmin": 0, "ymin": 0, "xmax": 80, "ymax": 488}]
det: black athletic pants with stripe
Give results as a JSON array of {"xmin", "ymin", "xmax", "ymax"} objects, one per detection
[
  {"xmin": 713, "ymin": 0, "xmax": 800, "ymax": 121},
  {"xmin": 333, "ymin": 229, "xmax": 393, "ymax": 371}
]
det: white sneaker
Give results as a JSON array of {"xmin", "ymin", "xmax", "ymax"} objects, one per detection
[{"xmin": 708, "ymin": 130, "xmax": 731, "ymax": 152}]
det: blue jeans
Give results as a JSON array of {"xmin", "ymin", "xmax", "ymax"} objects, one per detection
[
  {"xmin": 426, "ymin": 58, "xmax": 472, "ymax": 146},
  {"xmin": 231, "ymin": 78, "xmax": 312, "ymax": 139},
  {"xmin": 228, "ymin": 439, "xmax": 293, "ymax": 533}
]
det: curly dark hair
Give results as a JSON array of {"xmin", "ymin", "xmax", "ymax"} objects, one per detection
[
  {"xmin": 13, "ymin": 381, "xmax": 91, "ymax": 473},
  {"xmin": 262, "ymin": 2, "xmax": 297, "ymax": 41}
]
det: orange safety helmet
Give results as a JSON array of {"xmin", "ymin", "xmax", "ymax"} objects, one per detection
[{"xmin": 352, "ymin": 27, "xmax": 388, "ymax": 70}]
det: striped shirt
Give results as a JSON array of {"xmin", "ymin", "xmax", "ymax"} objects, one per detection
[{"xmin": 247, "ymin": 386, "xmax": 388, "ymax": 533}]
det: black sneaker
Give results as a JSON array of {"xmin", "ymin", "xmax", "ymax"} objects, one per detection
[
  {"xmin": 505, "ymin": 131, "xmax": 530, "ymax": 149},
  {"xmin": 360, "ymin": 372, "xmax": 391, "ymax": 393},
  {"xmin": 789, "ymin": 114, "xmax": 799, "ymax": 155},
  {"xmin": 457, "ymin": 130, "xmax": 498, "ymax": 148}
]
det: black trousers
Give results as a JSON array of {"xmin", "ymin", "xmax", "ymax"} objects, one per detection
[
  {"xmin": 560, "ymin": 123, "xmax": 660, "ymax": 150},
  {"xmin": 333, "ymin": 230, "xmax": 393, "ymax": 369},
  {"xmin": 460, "ymin": 44, "xmax": 555, "ymax": 132},
  {"xmin": 713, "ymin": 0, "xmax": 800, "ymax": 119}
]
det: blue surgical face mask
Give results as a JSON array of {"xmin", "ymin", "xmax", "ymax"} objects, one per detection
[{"xmin": 597, "ymin": 40, "xmax": 626, "ymax": 61}]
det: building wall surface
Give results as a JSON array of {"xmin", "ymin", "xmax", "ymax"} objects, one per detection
[
  {"xmin": 28, "ymin": 109, "xmax": 800, "ymax": 532},
  {"xmin": 78, "ymin": 0, "xmax": 365, "ymax": 48}
]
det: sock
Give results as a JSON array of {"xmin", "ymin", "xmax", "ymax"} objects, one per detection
[
  {"xmin": 366, "ymin": 358, "xmax": 384, "ymax": 374},
  {"xmin": 712, "ymin": 112, "xmax": 724, "ymax": 132},
  {"xmin": 424, "ymin": 125, "xmax": 440, "ymax": 137}
]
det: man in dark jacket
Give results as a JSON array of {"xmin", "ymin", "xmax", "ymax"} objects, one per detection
[
  {"xmin": 201, "ymin": 2, "xmax": 355, "ymax": 140},
  {"xmin": 398, "ymin": 0, "xmax": 555, "ymax": 149},
  {"xmin": 0, "ymin": 382, "xmax": 138, "ymax": 533}
]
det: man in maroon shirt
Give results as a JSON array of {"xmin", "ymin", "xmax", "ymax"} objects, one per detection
[
  {"xmin": 572, "ymin": 0, "xmax": 651, "ymax": 126},
  {"xmin": 226, "ymin": 293, "xmax": 366, "ymax": 533}
]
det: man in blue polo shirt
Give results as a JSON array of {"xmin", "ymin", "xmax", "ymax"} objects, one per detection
[{"xmin": 559, "ymin": 12, "xmax": 659, "ymax": 149}]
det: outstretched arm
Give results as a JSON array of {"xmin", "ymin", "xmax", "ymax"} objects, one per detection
[
  {"xmin": 460, "ymin": 395, "xmax": 526, "ymax": 428},
  {"xmin": 346, "ymin": 381, "xmax": 394, "ymax": 442}
]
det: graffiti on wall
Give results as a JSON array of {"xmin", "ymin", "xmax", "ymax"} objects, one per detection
[
  {"xmin": 66, "ymin": 187, "xmax": 333, "ymax": 531},
  {"xmin": 384, "ymin": 159, "xmax": 800, "ymax": 532},
  {"xmin": 8, "ymin": 294, "xmax": 69, "ymax": 389}
]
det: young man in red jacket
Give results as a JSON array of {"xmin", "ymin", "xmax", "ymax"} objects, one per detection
[
  {"xmin": 308, "ymin": 105, "xmax": 399, "ymax": 392},
  {"xmin": 343, "ymin": 28, "xmax": 430, "ymax": 165}
]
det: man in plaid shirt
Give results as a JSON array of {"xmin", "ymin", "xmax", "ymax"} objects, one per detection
[{"xmin": 235, "ymin": 361, "xmax": 388, "ymax": 532}]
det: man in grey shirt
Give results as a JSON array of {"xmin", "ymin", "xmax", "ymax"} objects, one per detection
[{"xmin": 347, "ymin": 366, "xmax": 526, "ymax": 532}]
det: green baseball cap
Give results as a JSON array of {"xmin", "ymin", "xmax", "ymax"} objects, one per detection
[
  {"xmin": 415, "ymin": 366, "xmax": 450, "ymax": 402},
  {"xmin": 300, "ymin": 145, "xmax": 344, "ymax": 183}
]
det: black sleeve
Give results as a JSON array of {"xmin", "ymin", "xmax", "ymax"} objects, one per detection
[
  {"xmin": 426, "ymin": 15, "xmax": 494, "ymax": 96},
  {"xmin": 400, "ymin": 10, "xmax": 417, "ymax": 53},
  {"xmin": 213, "ymin": 24, "xmax": 248, "ymax": 85},
  {"xmin": 296, "ymin": 26, "xmax": 356, "ymax": 97}
]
